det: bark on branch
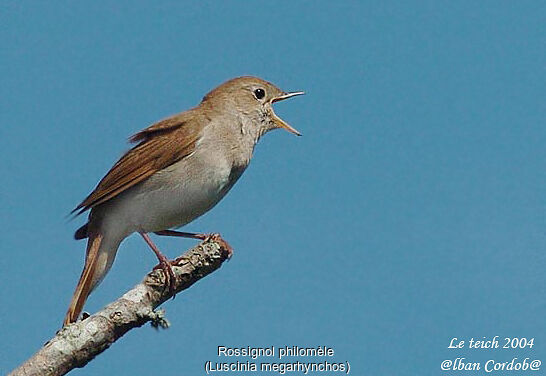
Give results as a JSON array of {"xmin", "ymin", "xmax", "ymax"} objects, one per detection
[{"xmin": 10, "ymin": 238, "xmax": 231, "ymax": 376}]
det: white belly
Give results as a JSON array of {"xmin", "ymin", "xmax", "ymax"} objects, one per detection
[{"xmin": 99, "ymin": 149, "xmax": 240, "ymax": 236}]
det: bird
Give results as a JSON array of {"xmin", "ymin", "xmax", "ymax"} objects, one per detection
[{"xmin": 63, "ymin": 76, "xmax": 304, "ymax": 326}]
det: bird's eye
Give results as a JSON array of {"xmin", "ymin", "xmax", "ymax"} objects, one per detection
[{"xmin": 254, "ymin": 88, "xmax": 265, "ymax": 100}]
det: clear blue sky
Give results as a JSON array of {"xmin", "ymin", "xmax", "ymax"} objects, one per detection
[{"xmin": 1, "ymin": 1, "xmax": 544, "ymax": 375}]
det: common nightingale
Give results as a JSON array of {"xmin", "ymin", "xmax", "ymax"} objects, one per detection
[{"xmin": 64, "ymin": 76, "xmax": 304, "ymax": 326}]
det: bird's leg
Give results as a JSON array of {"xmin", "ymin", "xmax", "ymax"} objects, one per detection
[
  {"xmin": 154, "ymin": 230, "xmax": 234, "ymax": 258},
  {"xmin": 139, "ymin": 232, "xmax": 177, "ymax": 295},
  {"xmin": 154, "ymin": 229, "xmax": 208, "ymax": 240}
]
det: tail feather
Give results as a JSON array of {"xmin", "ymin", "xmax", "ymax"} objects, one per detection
[
  {"xmin": 63, "ymin": 232, "xmax": 117, "ymax": 326},
  {"xmin": 74, "ymin": 223, "xmax": 89, "ymax": 240}
]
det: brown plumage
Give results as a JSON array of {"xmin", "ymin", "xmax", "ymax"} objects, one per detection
[
  {"xmin": 64, "ymin": 76, "xmax": 303, "ymax": 326},
  {"xmin": 72, "ymin": 111, "xmax": 203, "ymax": 215}
]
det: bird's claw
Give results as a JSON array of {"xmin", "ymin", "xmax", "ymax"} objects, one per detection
[
  {"xmin": 206, "ymin": 233, "xmax": 234, "ymax": 259},
  {"xmin": 153, "ymin": 259, "xmax": 177, "ymax": 296}
]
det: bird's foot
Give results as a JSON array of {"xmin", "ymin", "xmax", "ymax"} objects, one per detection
[
  {"xmin": 139, "ymin": 231, "xmax": 177, "ymax": 296},
  {"xmin": 154, "ymin": 230, "xmax": 234, "ymax": 259},
  {"xmin": 204, "ymin": 233, "xmax": 234, "ymax": 259},
  {"xmin": 152, "ymin": 255, "xmax": 177, "ymax": 296}
]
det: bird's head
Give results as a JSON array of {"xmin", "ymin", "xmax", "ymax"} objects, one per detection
[{"xmin": 201, "ymin": 76, "xmax": 304, "ymax": 137}]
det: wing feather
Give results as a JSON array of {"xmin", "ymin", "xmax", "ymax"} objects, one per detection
[
  {"xmin": 73, "ymin": 112, "xmax": 202, "ymax": 215},
  {"xmin": 129, "ymin": 114, "xmax": 188, "ymax": 143}
]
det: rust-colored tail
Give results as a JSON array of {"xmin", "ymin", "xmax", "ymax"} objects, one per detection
[{"xmin": 63, "ymin": 232, "xmax": 105, "ymax": 326}]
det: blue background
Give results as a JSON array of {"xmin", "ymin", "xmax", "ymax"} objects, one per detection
[{"xmin": 1, "ymin": 1, "xmax": 544, "ymax": 375}]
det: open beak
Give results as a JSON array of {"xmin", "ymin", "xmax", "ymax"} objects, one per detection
[{"xmin": 270, "ymin": 91, "xmax": 305, "ymax": 136}]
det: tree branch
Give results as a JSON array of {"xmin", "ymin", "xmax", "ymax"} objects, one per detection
[{"xmin": 10, "ymin": 238, "xmax": 231, "ymax": 376}]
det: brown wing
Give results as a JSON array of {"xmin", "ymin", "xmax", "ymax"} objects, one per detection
[
  {"xmin": 72, "ymin": 111, "xmax": 202, "ymax": 215},
  {"xmin": 128, "ymin": 113, "xmax": 190, "ymax": 143}
]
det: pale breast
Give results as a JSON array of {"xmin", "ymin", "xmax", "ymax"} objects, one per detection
[
  {"xmin": 136, "ymin": 151, "xmax": 234, "ymax": 231},
  {"xmin": 98, "ymin": 118, "xmax": 255, "ymax": 236}
]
